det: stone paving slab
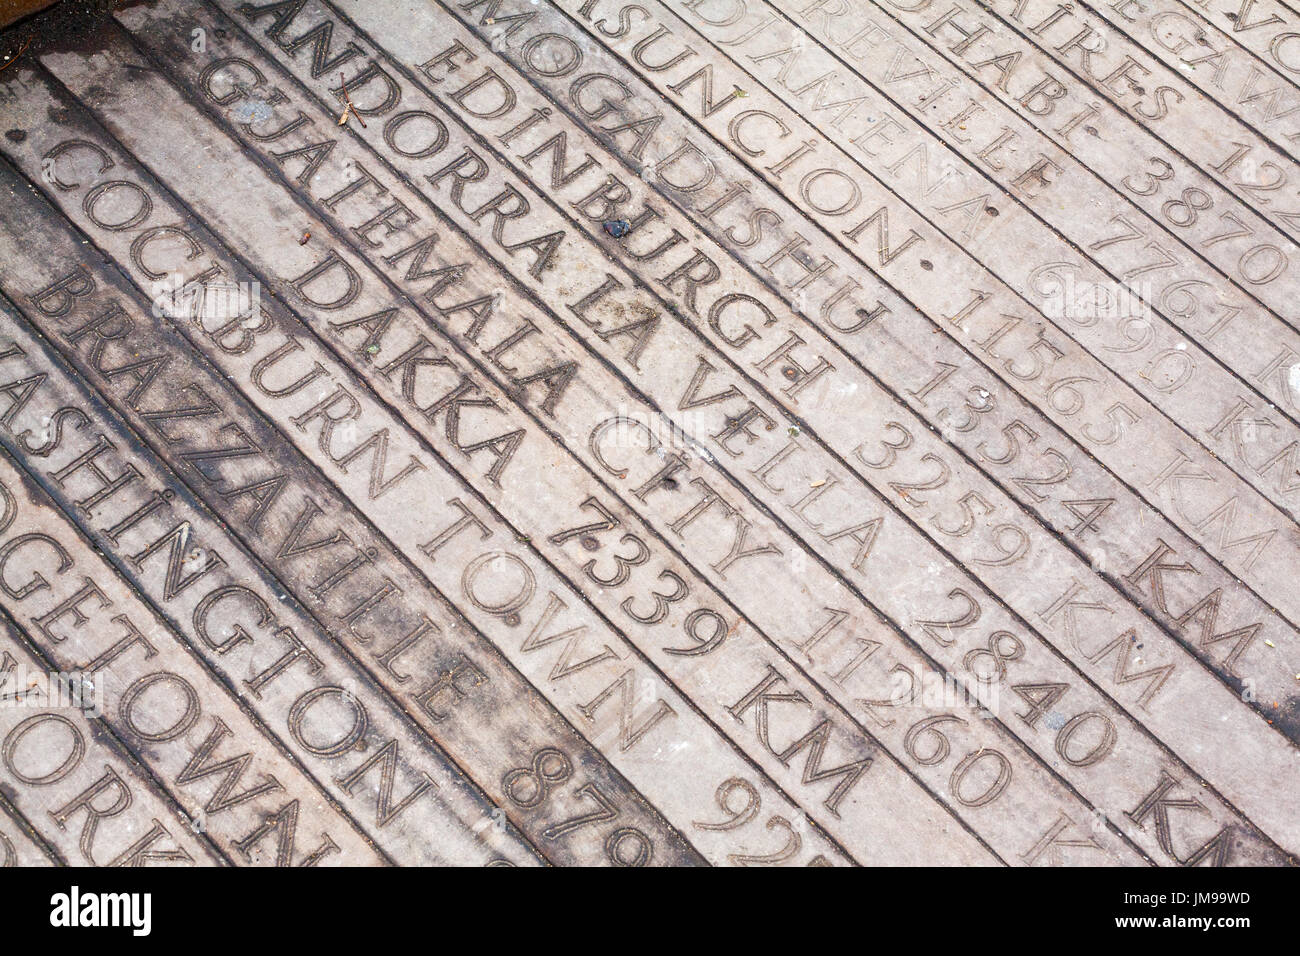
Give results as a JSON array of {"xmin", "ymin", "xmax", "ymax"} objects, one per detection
[{"xmin": 0, "ymin": 0, "xmax": 1296, "ymax": 865}]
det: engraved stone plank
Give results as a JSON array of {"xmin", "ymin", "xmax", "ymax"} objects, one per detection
[
  {"xmin": 478, "ymin": 0, "xmax": 1300, "ymax": 601},
  {"xmin": 0, "ymin": 612, "xmax": 221, "ymax": 866},
  {"xmin": 0, "ymin": 97, "xmax": 864, "ymax": 870},
  {"xmin": 0, "ymin": 324, "xmax": 533, "ymax": 867},
  {"xmin": 531, "ymin": 0, "xmax": 1300, "ymax": 782},
  {"xmin": 47, "ymin": 11, "xmax": 1155, "ymax": 867},
  {"xmin": 0, "ymin": 0, "xmax": 1293, "ymax": 869},
  {"xmin": 15, "ymin": 5, "xmax": 1102, "ymax": 868},
  {"xmin": 185, "ymin": 0, "xmax": 1300, "ymax": 658},
  {"xmin": 0, "ymin": 154, "xmax": 702, "ymax": 869},
  {"xmin": 94, "ymin": 0, "xmax": 1300, "ymax": 858},
  {"xmin": 995, "ymin": 0, "xmax": 1300, "ymax": 166},
  {"xmin": 35, "ymin": 1, "xmax": 1294, "ymax": 868},
  {"xmin": 664, "ymin": 0, "xmax": 1300, "ymax": 301},
  {"xmin": 1177, "ymin": 0, "xmax": 1300, "ymax": 82},
  {"xmin": 5, "ymin": 45, "xmax": 996, "ymax": 868},
  {"xmin": 405, "ymin": 0, "xmax": 1300, "ymax": 745},
  {"xmin": 686, "ymin": 0, "xmax": 1300, "ymax": 345},
  {"xmin": 669, "ymin": 0, "xmax": 1300, "ymax": 455},
  {"xmin": 834, "ymin": 0, "xmax": 1300, "ymax": 237},
  {"xmin": 354, "ymin": 0, "xmax": 1300, "ymax": 711},
  {"xmin": 514, "ymin": 0, "xmax": 1300, "ymax": 558},
  {"xmin": 0, "ymin": 297, "xmax": 673, "ymax": 868},
  {"xmin": 298, "ymin": 0, "xmax": 1300, "ymax": 758}
]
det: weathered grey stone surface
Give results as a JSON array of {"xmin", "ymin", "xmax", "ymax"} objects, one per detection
[{"xmin": 0, "ymin": 0, "xmax": 1296, "ymax": 865}]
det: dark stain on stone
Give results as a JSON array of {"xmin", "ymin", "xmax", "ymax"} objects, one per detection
[
  {"xmin": 4, "ymin": 128, "xmax": 25, "ymax": 142},
  {"xmin": 0, "ymin": 0, "xmax": 119, "ymax": 63}
]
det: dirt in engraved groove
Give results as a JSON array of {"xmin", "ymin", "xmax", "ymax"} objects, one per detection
[{"xmin": 0, "ymin": 0, "xmax": 1293, "ymax": 868}]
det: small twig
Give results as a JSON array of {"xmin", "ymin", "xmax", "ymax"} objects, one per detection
[
  {"xmin": 0, "ymin": 35, "xmax": 33, "ymax": 75},
  {"xmin": 337, "ymin": 72, "xmax": 367, "ymax": 128}
]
